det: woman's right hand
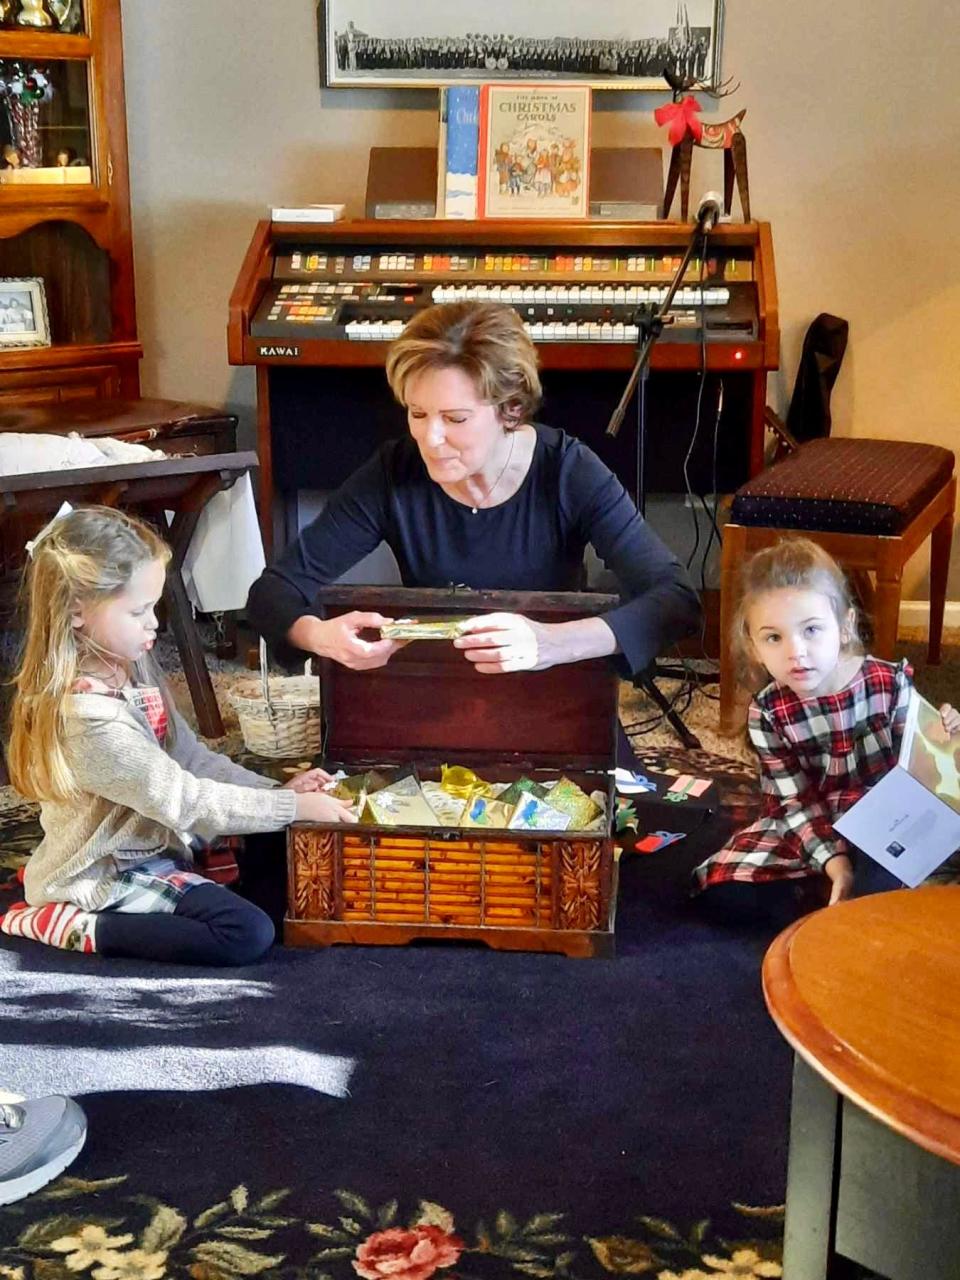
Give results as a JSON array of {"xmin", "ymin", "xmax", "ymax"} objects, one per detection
[
  {"xmin": 288, "ymin": 612, "xmax": 402, "ymax": 670},
  {"xmin": 294, "ymin": 791, "xmax": 358, "ymax": 824}
]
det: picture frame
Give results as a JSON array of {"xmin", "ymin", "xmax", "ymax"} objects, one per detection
[
  {"xmin": 0, "ymin": 277, "xmax": 50, "ymax": 349},
  {"xmin": 318, "ymin": 1, "xmax": 724, "ymax": 91},
  {"xmin": 477, "ymin": 84, "xmax": 591, "ymax": 220}
]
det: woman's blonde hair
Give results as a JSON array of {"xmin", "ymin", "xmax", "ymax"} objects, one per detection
[
  {"xmin": 8, "ymin": 506, "xmax": 171, "ymax": 802},
  {"xmin": 731, "ymin": 537, "xmax": 862, "ymax": 688},
  {"xmin": 385, "ymin": 301, "xmax": 542, "ymax": 427}
]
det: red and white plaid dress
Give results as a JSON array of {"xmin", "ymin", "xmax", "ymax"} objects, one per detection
[{"xmin": 695, "ymin": 656, "xmax": 913, "ymax": 889}]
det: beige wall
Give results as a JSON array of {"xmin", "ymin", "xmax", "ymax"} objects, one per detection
[{"xmin": 120, "ymin": 0, "xmax": 960, "ymax": 598}]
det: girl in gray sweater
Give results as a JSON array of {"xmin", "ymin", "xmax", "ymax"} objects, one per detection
[{"xmin": 1, "ymin": 506, "xmax": 354, "ymax": 965}]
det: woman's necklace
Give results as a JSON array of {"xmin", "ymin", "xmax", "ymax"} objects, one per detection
[{"xmin": 470, "ymin": 431, "xmax": 516, "ymax": 515}]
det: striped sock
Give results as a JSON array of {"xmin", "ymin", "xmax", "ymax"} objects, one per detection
[{"xmin": 0, "ymin": 901, "xmax": 98, "ymax": 953}]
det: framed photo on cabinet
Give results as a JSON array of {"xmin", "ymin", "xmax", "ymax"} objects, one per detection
[
  {"xmin": 318, "ymin": 1, "xmax": 724, "ymax": 90},
  {"xmin": 0, "ymin": 278, "xmax": 51, "ymax": 350},
  {"xmin": 477, "ymin": 84, "xmax": 590, "ymax": 219}
]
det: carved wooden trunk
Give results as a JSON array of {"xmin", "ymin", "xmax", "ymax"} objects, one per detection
[{"xmin": 285, "ymin": 586, "xmax": 621, "ymax": 958}]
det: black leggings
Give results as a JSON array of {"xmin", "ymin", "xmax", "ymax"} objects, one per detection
[
  {"xmin": 697, "ymin": 856, "xmax": 903, "ymax": 930},
  {"xmin": 95, "ymin": 882, "xmax": 275, "ymax": 966}
]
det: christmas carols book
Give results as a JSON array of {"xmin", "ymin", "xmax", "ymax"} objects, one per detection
[{"xmin": 477, "ymin": 83, "xmax": 591, "ymax": 219}]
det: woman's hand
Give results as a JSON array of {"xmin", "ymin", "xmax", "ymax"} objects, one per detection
[
  {"xmin": 824, "ymin": 853, "xmax": 854, "ymax": 906},
  {"xmin": 294, "ymin": 791, "xmax": 358, "ymax": 823},
  {"xmin": 453, "ymin": 612, "xmax": 553, "ymax": 673},
  {"xmin": 940, "ymin": 703, "xmax": 960, "ymax": 738},
  {"xmin": 282, "ymin": 767, "xmax": 335, "ymax": 793},
  {"xmin": 288, "ymin": 612, "xmax": 403, "ymax": 670},
  {"xmin": 453, "ymin": 613, "xmax": 618, "ymax": 674}
]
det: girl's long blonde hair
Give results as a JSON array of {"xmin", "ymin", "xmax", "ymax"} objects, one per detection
[
  {"xmin": 732, "ymin": 537, "xmax": 862, "ymax": 689},
  {"xmin": 8, "ymin": 506, "xmax": 171, "ymax": 802}
]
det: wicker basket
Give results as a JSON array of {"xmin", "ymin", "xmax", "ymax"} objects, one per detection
[{"xmin": 230, "ymin": 638, "xmax": 321, "ymax": 759}]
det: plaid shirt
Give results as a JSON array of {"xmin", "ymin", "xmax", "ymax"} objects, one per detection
[{"xmin": 696, "ymin": 656, "xmax": 912, "ymax": 889}]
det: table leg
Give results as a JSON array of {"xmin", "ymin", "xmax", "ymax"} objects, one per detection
[
  {"xmin": 782, "ymin": 1055, "xmax": 842, "ymax": 1280},
  {"xmin": 164, "ymin": 506, "xmax": 224, "ymax": 739}
]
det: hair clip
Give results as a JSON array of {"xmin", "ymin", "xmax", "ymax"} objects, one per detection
[{"xmin": 25, "ymin": 501, "xmax": 74, "ymax": 559}]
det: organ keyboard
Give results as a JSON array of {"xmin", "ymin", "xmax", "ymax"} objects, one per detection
[{"xmin": 228, "ymin": 218, "xmax": 778, "ymax": 545}]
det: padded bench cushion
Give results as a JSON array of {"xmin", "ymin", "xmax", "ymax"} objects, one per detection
[{"xmin": 731, "ymin": 438, "xmax": 955, "ymax": 535}]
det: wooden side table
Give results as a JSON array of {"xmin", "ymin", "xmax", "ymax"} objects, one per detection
[{"xmin": 763, "ymin": 887, "xmax": 960, "ymax": 1280}]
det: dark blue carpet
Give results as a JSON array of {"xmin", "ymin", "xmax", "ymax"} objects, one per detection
[{"xmin": 0, "ymin": 789, "xmax": 792, "ymax": 1278}]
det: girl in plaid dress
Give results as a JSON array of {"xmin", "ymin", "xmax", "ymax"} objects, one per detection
[
  {"xmin": 1, "ymin": 506, "xmax": 356, "ymax": 965},
  {"xmin": 695, "ymin": 539, "xmax": 959, "ymax": 925}
]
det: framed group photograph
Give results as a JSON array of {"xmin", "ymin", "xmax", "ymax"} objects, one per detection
[
  {"xmin": 0, "ymin": 278, "xmax": 50, "ymax": 349},
  {"xmin": 318, "ymin": 0, "xmax": 724, "ymax": 91},
  {"xmin": 477, "ymin": 85, "xmax": 591, "ymax": 219}
]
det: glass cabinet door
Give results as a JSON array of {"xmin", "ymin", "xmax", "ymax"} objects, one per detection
[
  {"xmin": 0, "ymin": 2, "xmax": 94, "ymax": 189},
  {"xmin": 0, "ymin": 3, "xmax": 84, "ymax": 35},
  {"xmin": 0, "ymin": 58, "xmax": 93, "ymax": 183}
]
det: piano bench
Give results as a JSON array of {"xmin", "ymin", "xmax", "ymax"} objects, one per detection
[{"xmin": 718, "ymin": 437, "xmax": 956, "ymax": 734}]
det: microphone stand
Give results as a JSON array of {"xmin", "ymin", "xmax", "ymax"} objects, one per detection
[{"xmin": 607, "ymin": 213, "xmax": 717, "ymax": 752}]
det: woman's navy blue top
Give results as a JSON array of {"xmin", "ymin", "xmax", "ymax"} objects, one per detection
[{"xmin": 246, "ymin": 424, "xmax": 701, "ymax": 674}]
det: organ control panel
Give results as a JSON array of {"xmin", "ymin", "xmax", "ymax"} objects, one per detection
[{"xmin": 228, "ymin": 219, "xmax": 779, "ymax": 543}]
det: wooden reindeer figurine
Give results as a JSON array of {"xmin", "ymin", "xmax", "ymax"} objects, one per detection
[{"xmin": 656, "ymin": 68, "xmax": 750, "ymax": 223}]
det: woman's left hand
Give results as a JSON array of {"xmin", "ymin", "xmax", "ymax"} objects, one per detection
[
  {"xmin": 940, "ymin": 703, "xmax": 960, "ymax": 738},
  {"xmin": 453, "ymin": 612, "xmax": 554, "ymax": 673},
  {"xmin": 281, "ymin": 766, "xmax": 336, "ymax": 793}
]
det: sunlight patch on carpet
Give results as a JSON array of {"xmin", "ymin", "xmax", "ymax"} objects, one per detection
[{"xmin": 0, "ymin": 1043, "xmax": 356, "ymax": 1099}]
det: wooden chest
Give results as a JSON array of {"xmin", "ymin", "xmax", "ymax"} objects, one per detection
[{"xmin": 286, "ymin": 585, "xmax": 621, "ymax": 958}]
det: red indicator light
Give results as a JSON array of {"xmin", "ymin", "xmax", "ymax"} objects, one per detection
[{"xmin": 734, "ymin": 350, "xmax": 744, "ymax": 361}]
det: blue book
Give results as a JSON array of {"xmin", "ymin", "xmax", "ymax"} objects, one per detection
[{"xmin": 442, "ymin": 86, "xmax": 479, "ymax": 219}]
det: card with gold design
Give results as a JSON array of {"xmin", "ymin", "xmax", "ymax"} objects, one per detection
[
  {"xmin": 461, "ymin": 795, "xmax": 514, "ymax": 829},
  {"xmin": 421, "ymin": 780, "xmax": 470, "ymax": 825},
  {"xmin": 361, "ymin": 783, "xmax": 442, "ymax": 827},
  {"xmin": 507, "ymin": 794, "xmax": 572, "ymax": 831}
]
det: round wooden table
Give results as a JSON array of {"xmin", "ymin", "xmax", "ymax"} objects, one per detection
[{"xmin": 763, "ymin": 885, "xmax": 960, "ymax": 1280}]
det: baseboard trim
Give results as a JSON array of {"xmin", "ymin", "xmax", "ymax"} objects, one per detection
[{"xmin": 899, "ymin": 601, "xmax": 960, "ymax": 628}]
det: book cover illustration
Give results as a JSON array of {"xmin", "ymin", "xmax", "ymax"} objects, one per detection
[
  {"xmin": 900, "ymin": 689, "xmax": 960, "ymax": 815},
  {"xmin": 478, "ymin": 84, "xmax": 591, "ymax": 219},
  {"xmin": 442, "ymin": 86, "xmax": 479, "ymax": 219}
]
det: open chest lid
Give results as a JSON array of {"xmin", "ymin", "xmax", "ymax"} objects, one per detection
[{"xmin": 316, "ymin": 585, "xmax": 621, "ymax": 774}]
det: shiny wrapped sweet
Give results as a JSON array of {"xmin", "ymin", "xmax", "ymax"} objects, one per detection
[
  {"xmin": 379, "ymin": 616, "xmax": 473, "ymax": 640},
  {"xmin": 439, "ymin": 764, "xmax": 494, "ymax": 800},
  {"xmin": 544, "ymin": 776, "xmax": 604, "ymax": 827},
  {"xmin": 329, "ymin": 769, "xmax": 390, "ymax": 803},
  {"xmin": 497, "ymin": 776, "xmax": 548, "ymax": 806}
]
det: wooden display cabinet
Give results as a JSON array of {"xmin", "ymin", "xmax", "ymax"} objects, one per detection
[{"xmin": 0, "ymin": 0, "xmax": 141, "ymax": 406}]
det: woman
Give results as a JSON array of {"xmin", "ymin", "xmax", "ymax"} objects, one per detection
[{"xmin": 246, "ymin": 300, "xmax": 701, "ymax": 677}]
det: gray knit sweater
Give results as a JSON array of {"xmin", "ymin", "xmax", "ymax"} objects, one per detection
[{"xmin": 24, "ymin": 691, "xmax": 297, "ymax": 911}]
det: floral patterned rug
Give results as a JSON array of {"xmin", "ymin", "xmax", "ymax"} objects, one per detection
[{"xmin": 5, "ymin": 628, "xmax": 932, "ymax": 1279}]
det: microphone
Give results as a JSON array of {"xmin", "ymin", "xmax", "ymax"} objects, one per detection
[{"xmin": 695, "ymin": 191, "xmax": 723, "ymax": 234}]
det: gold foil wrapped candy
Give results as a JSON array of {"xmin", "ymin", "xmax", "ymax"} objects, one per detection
[{"xmin": 379, "ymin": 616, "xmax": 473, "ymax": 640}]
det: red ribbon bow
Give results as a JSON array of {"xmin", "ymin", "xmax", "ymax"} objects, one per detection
[{"xmin": 654, "ymin": 95, "xmax": 704, "ymax": 146}]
